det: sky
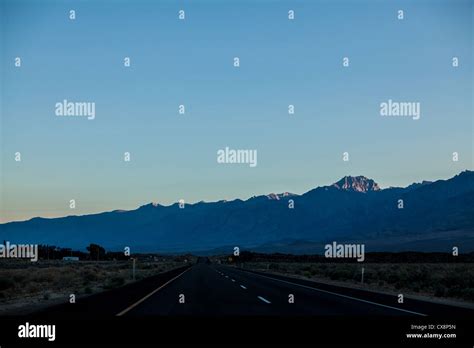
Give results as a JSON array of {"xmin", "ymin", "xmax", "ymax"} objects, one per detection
[{"xmin": 0, "ymin": 0, "xmax": 472, "ymax": 222}]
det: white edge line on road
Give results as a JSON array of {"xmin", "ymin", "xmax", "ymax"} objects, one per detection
[
  {"xmin": 240, "ymin": 285, "xmax": 247, "ymax": 290},
  {"xmin": 258, "ymin": 296, "xmax": 271, "ymax": 304},
  {"xmin": 241, "ymin": 270, "xmax": 427, "ymax": 316},
  {"xmin": 116, "ymin": 267, "xmax": 191, "ymax": 317}
]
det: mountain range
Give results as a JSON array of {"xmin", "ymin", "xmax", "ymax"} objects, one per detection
[{"xmin": 1, "ymin": 171, "xmax": 473, "ymax": 254}]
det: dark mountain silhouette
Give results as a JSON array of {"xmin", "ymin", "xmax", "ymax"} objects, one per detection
[{"xmin": 0, "ymin": 171, "xmax": 473, "ymax": 253}]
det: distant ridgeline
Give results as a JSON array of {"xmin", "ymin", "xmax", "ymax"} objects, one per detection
[{"xmin": 0, "ymin": 171, "xmax": 473, "ymax": 253}]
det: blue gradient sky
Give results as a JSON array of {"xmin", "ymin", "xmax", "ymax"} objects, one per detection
[{"xmin": 1, "ymin": 0, "xmax": 472, "ymax": 222}]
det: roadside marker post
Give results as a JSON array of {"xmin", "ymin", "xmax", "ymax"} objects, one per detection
[{"xmin": 131, "ymin": 258, "xmax": 136, "ymax": 281}]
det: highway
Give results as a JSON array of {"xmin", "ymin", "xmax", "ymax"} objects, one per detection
[
  {"xmin": 116, "ymin": 262, "xmax": 439, "ymax": 316},
  {"xmin": 38, "ymin": 260, "xmax": 474, "ymax": 317}
]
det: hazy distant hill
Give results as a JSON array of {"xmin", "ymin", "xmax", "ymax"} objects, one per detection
[{"xmin": 1, "ymin": 171, "xmax": 473, "ymax": 254}]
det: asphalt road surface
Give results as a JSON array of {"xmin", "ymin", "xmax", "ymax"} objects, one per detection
[
  {"xmin": 37, "ymin": 260, "xmax": 474, "ymax": 317},
  {"xmin": 17, "ymin": 260, "xmax": 474, "ymax": 345},
  {"xmin": 115, "ymin": 262, "xmax": 472, "ymax": 317}
]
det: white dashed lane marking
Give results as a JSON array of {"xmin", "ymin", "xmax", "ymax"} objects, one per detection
[{"xmin": 257, "ymin": 296, "xmax": 271, "ymax": 304}]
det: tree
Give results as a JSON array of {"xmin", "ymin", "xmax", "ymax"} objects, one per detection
[{"xmin": 87, "ymin": 243, "xmax": 106, "ymax": 261}]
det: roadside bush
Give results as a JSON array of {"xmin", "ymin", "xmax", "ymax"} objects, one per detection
[
  {"xmin": 104, "ymin": 276, "xmax": 125, "ymax": 289},
  {"xmin": 434, "ymin": 285, "xmax": 447, "ymax": 297},
  {"xmin": 82, "ymin": 270, "xmax": 99, "ymax": 282}
]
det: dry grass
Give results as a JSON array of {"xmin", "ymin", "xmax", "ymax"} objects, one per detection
[
  {"xmin": 242, "ymin": 262, "xmax": 474, "ymax": 303},
  {"xmin": 0, "ymin": 259, "xmax": 186, "ymax": 311}
]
